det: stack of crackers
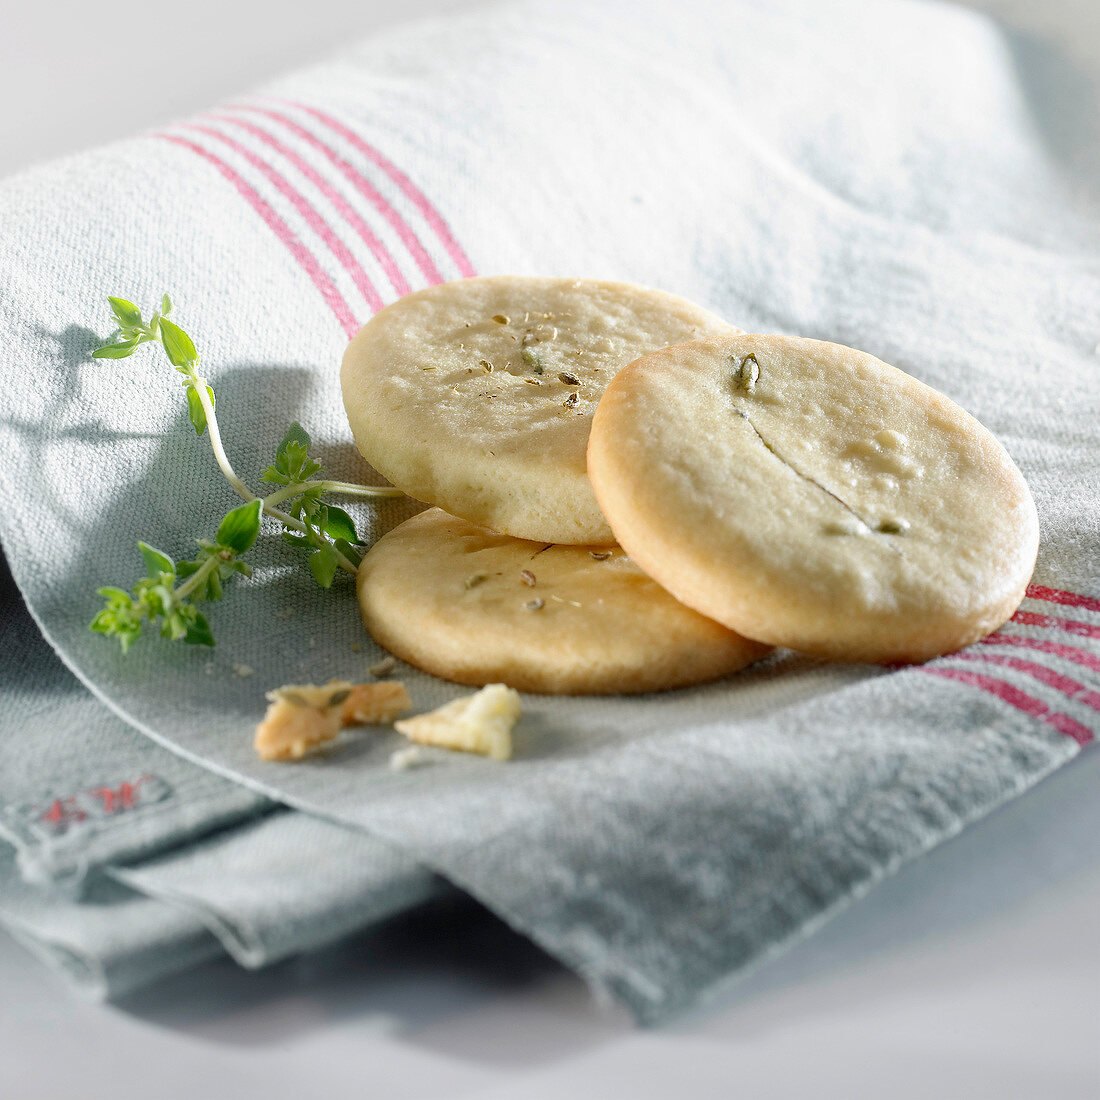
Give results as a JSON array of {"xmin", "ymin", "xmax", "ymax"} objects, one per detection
[{"xmin": 342, "ymin": 276, "xmax": 1038, "ymax": 695}]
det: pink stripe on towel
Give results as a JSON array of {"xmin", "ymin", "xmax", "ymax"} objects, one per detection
[
  {"xmin": 158, "ymin": 134, "xmax": 358, "ymax": 336},
  {"xmin": 952, "ymin": 651, "xmax": 1100, "ymax": 712},
  {"xmin": 183, "ymin": 123, "xmax": 383, "ymax": 316},
  {"xmin": 1026, "ymin": 584, "xmax": 1100, "ymax": 614},
  {"xmin": 1011, "ymin": 610, "xmax": 1100, "ymax": 640},
  {"xmin": 979, "ymin": 634, "xmax": 1100, "ymax": 674},
  {"xmin": 924, "ymin": 666, "xmax": 1093, "ymax": 745},
  {"xmin": 231, "ymin": 104, "xmax": 442, "ymax": 287},
  {"xmin": 211, "ymin": 113, "xmax": 409, "ymax": 299},
  {"xmin": 284, "ymin": 100, "xmax": 477, "ymax": 278}
]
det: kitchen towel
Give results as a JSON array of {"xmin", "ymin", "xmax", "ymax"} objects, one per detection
[
  {"xmin": 0, "ymin": 0, "xmax": 1097, "ymax": 1022},
  {"xmin": 0, "ymin": 557, "xmax": 444, "ymax": 994}
]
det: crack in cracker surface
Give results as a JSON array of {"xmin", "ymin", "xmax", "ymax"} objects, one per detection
[{"xmin": 731, "ymin": 406, "xmax": 903, "ymax": 554}]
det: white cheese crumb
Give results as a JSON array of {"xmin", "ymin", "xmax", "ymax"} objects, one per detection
[
  {"xmin": 389, "ymin": 745, "xmax": 432, "ymax": 771},
  {"xmin": 394, "ymin": 683, "xmax": 520, "ymax": 761},
  {"xmin": 233, "ymin": 663, "xmax": 254, "ymax": 678}
]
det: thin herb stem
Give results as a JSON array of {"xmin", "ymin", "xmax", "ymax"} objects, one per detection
[
  {"xmin": 173, "ymin": 552, "xmax": 221, "ymax": 602},
  {"xmin": 185, "ymin": 366, "xmax": 357, "ymax": 574},
  {"xmin": 187, "ymin": 367, "xmax": 254, "ymax": 503},
  {"xmin": 261, "ymin": 479, "xmax": 404, "ymax": 510}
]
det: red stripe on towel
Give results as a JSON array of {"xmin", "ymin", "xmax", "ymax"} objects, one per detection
[
  {"xmin": 1026, "ymin": 585, "xmax": 1100, "ymax": 614},
  {"xmin": 184, "ymin": 123, "xmax": 383, "ymax": 316},
  {"xmin": 924, "ymin": 666, "xmax": 1093, "ymax": 745},
  {"xmin": 231, "ymin": 104, "xmax": 442, "ymax": 287},
  {"xmin": 158, "ymin": 134, "xmax": 358, "ymax": 336},
  {"xmin": 1011, "ymin": 610, "xmax": 1100, "ymax": 640},
  {"xmin": 979, "ymin": 634, "xmax": 1100, "ymax": 674},
  {"xmin": 211, "ymin": 113, "xmax": 409, "ymax": 299},
  {"xmin": 952, "ymin": 651, "xmax": 1100, "ymax": 712},
  {"xmin": 285, "ymin": 100, "xmax": 477, "ymax": 278}
]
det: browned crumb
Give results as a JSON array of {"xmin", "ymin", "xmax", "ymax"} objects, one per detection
[
  {"xmin": 341, "ymin": 681, "xmax": 411, "ymax": 725},
  {"xmin": 254, "ymin": 679, "xmax": 411, "ymax": 762}
]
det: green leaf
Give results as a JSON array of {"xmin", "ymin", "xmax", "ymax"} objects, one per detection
[
  {"xmin": 185, "ymin": 384, "xmax": 214, "ymax": 435},
  {"xmin": 159, "ymin": 317, "xmax": 199, "ymax": 367},
  {"xmin": 108, "ymin": 296, "xmax": 142, "ymax": 329},
  {"xmin": 93, "ymin": 339, "xmax": 140, "ymax": 359},
  {"xmin": 261, "ymin": 464, "xmax": 290, "ymax": 485},
  {"xmin": 138, "ymin": 542, "xmax": 174, "ymax": 577},
  {"xmin": 183, "ymin": 610, "xmax": 215, "ymax": 647},
  {"xmin": 89, "ymin": 609, "xmax": 119, "ymax": 634},
  {"xmin": 176, "ymin": 559, "xmax": 201, "ymax": 579},
  {"xmin": 206, "ymin": 569, "xmax": 223, "ymax": 602},
  {"xmin": 297, "ymin": 484, "xmax": 324, "ymax": 521},
  {"xmin": 276, "ymin": 423, "xmax": 311, "ymax": 464},
  {"xmin": 161, "ymin": 610, "xmax": 188, "ymax": 641},
  {"xmin": 215, "ymin": 499, "xmax": 262, "ymax": 554},
  {"xmin": 308, "ymin": 545, "xmax": 339, "ymax": 588},
  {"xmin": 137, "ymin": 581, "xmax": 174, "ymax": 619},
  {"xmin": 185, "ymin": 385, "xmax": 206, "ymax": 434},
  {"xmin": 96, "ymin": 586, "xmax": 133, "ymax": 607},
  {"xmin": 281, "ymin": 531, "xmax": 312, "ymax": 551},
  {"xmin": 323, "ymin": 506, "xmax": 359, "ymax": 544},
  {"xmin": 161, "ymin": 293, "xmax": 172, "ymax": 316},
  {"xmin": 333, "ymin": 538, "xmax": 361, "ymax": 567}
]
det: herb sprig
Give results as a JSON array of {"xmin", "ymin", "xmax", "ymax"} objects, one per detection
[{"xmin": 89, "ymin": 295, "xmax": 403, "ymax": 652}]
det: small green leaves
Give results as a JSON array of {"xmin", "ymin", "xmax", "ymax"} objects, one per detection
[
  {"xmin": 263, "ymin": 423, "xmax": 320, "ymax": 484},
  {"xmin": 216, "ymin": 499, "xmax": 262, "ymax": 554},
  {"xmin": 88, "ymin": 293, "xmax": 394, "ymax": 655},
  {"xmin": 159, "ymin": 317, "xmax": 198, "ymax": 367},
  {"xmin": 93, "ymin": 339, "xmax": 142, "ymax": 359},
  {"xmin": 90, "ymin": 587, "xmax": 144, "ymax": 653},
  {"xmin": 185, "ymin": 384, "xmax": 215, "ymax": 435},
  {"xmin": 183, "ymin": 610, "xmax": 215, "ymax": 647},
  {"xmin": 322, "ymin": 505, "xmax": 359, "ymax": 544},
  {"xmin": 309, "ymin": 545, "xmax": 340, "ymax": 588},
  {"xmin": 108, "ymin": 297, "xmax": 143, "ymax": 329},
  {"xmin": 332, "ymin": 538, "xmax": 362, "ymax": 568},
  {"xmin": 138, "ymin": 542, "xmax": 175, "ymax": 578},
  {"xmin": 93, "ymin": 293, "xmax": 180, "ymax": 360}
]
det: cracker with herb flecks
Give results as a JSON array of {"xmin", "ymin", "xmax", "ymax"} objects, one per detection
[
  {"xmin": 340, "ymin": 276, "xmax": 740, "ymax": 545},
  {"xmin": 587, "ymin": 334, "xmax": 1039, "ymax": 663},
  {"xmin": 357, "ymin": 508, "xmax": 770, "ymax": 695}
]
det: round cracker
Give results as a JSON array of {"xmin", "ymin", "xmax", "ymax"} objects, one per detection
[
  {"xmin": 587, "ymin": 334, "xmax": 1038, "ymax": 663},
  {"xmin": 341, "ymin": 276, "xmax": 739, "ymax": 544},
  {"xmin": 357, "ymin": 508, "xmax": 770, "ymax": 694}
]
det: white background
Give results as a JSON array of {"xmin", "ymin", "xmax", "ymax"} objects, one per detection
[{"xmin": 1, "ymin": 1, "xmax": 1098, "ymax": 1097}]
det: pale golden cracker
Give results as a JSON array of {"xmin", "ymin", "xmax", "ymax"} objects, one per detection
[
  {"xmin": 587, "ymin": 334, "xmax": 1038, "ymax": 663},
  {"xmin": 341, "ymin": 276, "xmax": 739, "ymax": 544},
  {"xmin": 357, "ymin": 509, "xmax": 770, "ymax": 694}
]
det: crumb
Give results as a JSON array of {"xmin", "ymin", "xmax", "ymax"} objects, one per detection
[
  {"xmin": 394, "ymin": 684, "xmax": 520, "ymax": 761},
  {"xmin": 341, "ymin": 681, "xmax": 411, "ymax": 725},
  {"xmin": 389, "ymin": 745, "xmax": 432, "ymax": 771},
  {"xmin": 368, "ymin": 656, "xmax": 397, "ymax": 678},
  {"xmin": 233, "ymin": 663, "xmax": 254, "ymax": 678},
  {"xmin": 254, "ymin": 679, "xmax": 410, "ymax": 762}
]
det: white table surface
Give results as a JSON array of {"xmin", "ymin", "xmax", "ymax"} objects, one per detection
[{"xmin": 2, "ymin": 2, "xmax": 1098, "ymax": 1097}]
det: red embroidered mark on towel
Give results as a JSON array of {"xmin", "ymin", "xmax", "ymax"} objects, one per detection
[{"xmin": 26, "ymin": 774, "xmax": 173, "ymax": 838}]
